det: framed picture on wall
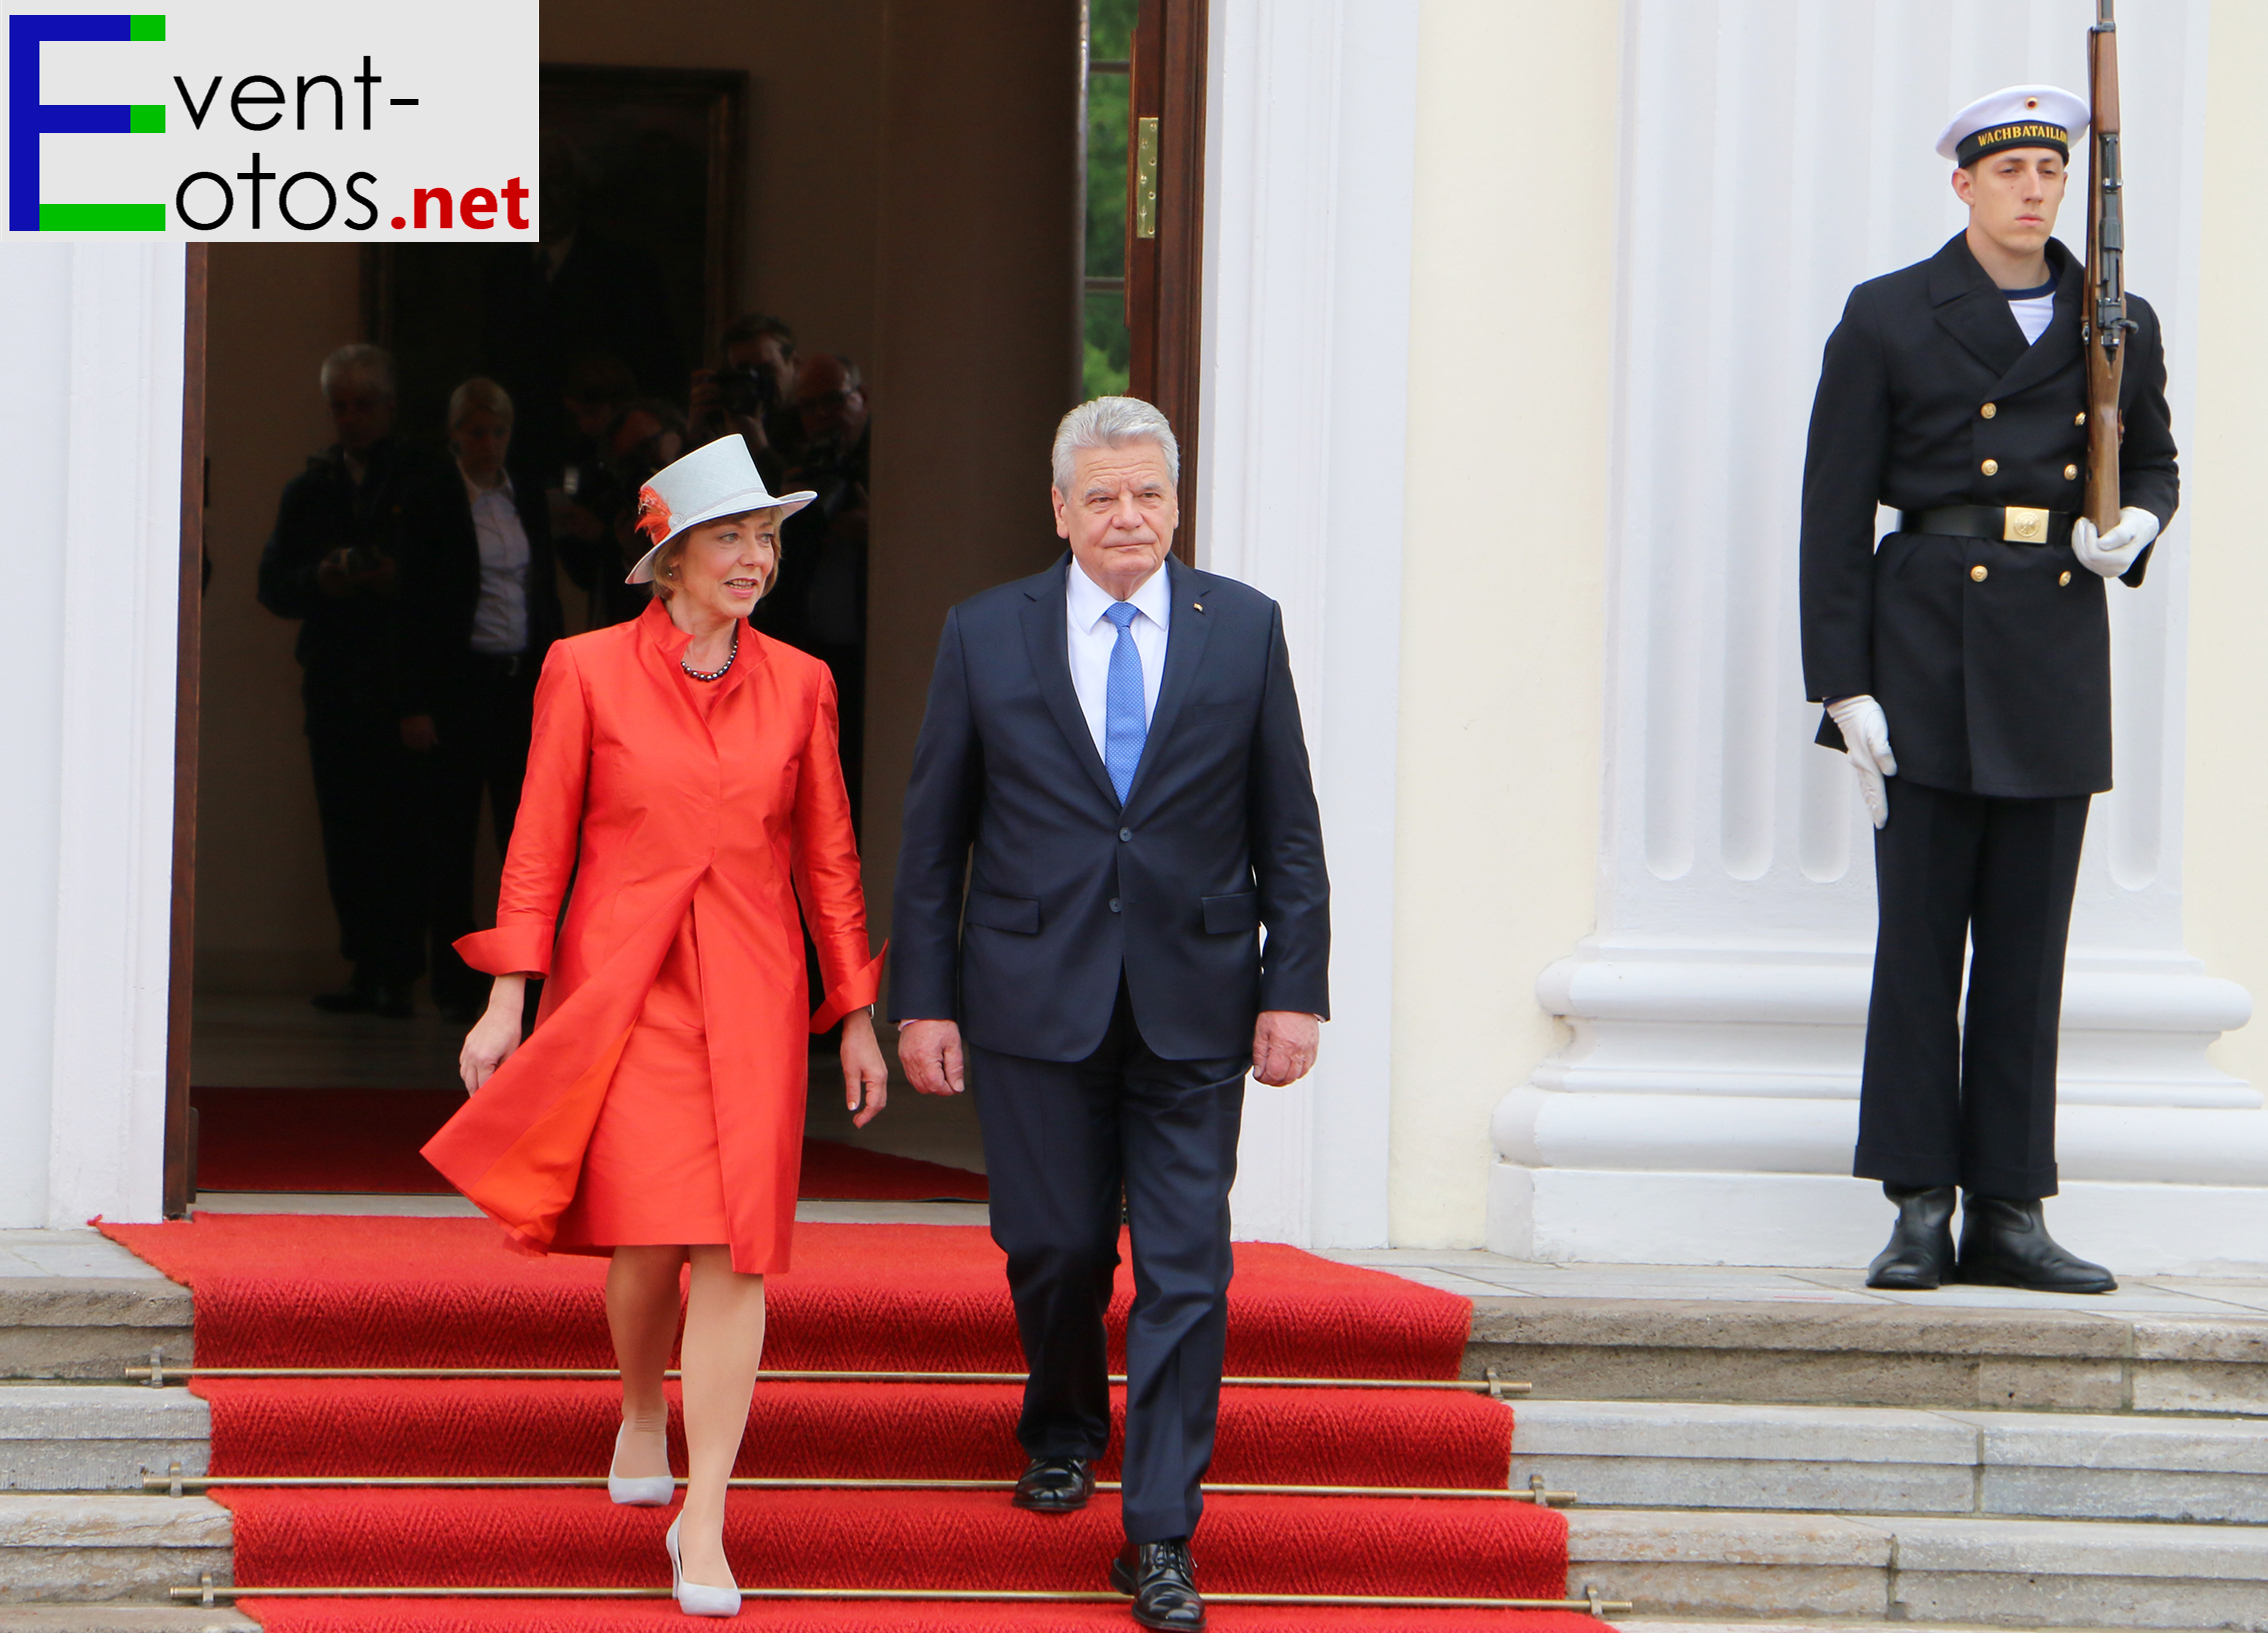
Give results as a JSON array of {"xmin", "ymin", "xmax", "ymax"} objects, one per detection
[{"xmin": 361, "ymin": 64, "xmax": 746, "ymax": 473}]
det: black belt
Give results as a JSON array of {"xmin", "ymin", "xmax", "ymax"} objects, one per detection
[
  {"xmin": 1899, "ymin": 504, "xmax": 2073, "ymax": 547},
  {"xmin": 464, "ymin": 650, "xmax": 529, "ymax": 677}
]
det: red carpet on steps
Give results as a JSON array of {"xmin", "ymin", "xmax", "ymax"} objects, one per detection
[
  {"xmin": 98, "ymin": 1215, "xmax": 1593, "ymax": 1629},
  {"xmin": 188, "ymin": 1086, "xmax": 988, "ymax": 1200},
  {"xmin": 101, "ymin": 1216, "xmax": 1467, "ymax": 1378}
]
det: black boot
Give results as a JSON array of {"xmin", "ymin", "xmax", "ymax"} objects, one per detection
[
  {"xmin": 1952, "ymin": 1195, "xmax": 2116, "ymax": 1293},
  {"xmin": 1864, "ymin": 1184, "xmax": 1956, "ymax": 1289}
]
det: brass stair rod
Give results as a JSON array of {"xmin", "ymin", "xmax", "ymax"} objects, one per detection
[
  {"xmin": 175, "ymin": 1581, "xmax": 1632, "ymax": 1613},
  {"xmin": 145, "ymin": 1470, "xmax": 1572, "ymax": 1503},
  {"xmin": 128, "ymin": 1364, "xmax": 1529, "ymax": 1396}
]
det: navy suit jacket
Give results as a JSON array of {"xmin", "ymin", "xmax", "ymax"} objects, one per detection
[{"xmin": 889, "ymin": 554, "xmax": 1330, "ymax": 1062}]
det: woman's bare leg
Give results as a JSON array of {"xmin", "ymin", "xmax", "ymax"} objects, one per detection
[
  {"xmin": 605, "ymin": 1246, "xmax": 686, "ymax": 1480},
  {"xmin": 675, "ymin": 1245, "xmax": 766, "ymax": 1588}
]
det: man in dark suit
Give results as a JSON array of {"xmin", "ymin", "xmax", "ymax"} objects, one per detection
[
  {"xmin": 257, "ymin": 344, "xmax": 429, "ymax": 1017},
  {"xmin": 892, "ymin": 397, "xmax": 1329, "ymax": 1631},
  {"xmin": 396, "ymin": 378, "xmax": 565, "ymax": 1017},
  {"xmin": 1801, "ymin": 86, "xmax": 2178, "ymax": 1295}
]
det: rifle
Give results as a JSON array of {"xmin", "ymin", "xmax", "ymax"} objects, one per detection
[{"xmin": 2083, "ymin": 0, "xmax": 2135, "ymax": 531}]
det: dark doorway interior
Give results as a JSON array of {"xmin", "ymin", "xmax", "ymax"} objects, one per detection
[{"xmin": 170, "ymin": 0, "xmax": 1209, "ymax": 1209}]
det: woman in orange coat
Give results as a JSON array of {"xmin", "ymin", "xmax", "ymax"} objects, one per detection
[{"xmin": 424, "ymin": 436, "xmax": 887, "ymax": 1616}]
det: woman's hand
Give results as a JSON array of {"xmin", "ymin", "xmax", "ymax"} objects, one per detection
[
  {"xmin": 841, "ymin": 1009, "xmax": 889, "ymax": 1128},
  {"xmin": 460, "ymin": 975, "xmax": 530, "ymax": 1093}
]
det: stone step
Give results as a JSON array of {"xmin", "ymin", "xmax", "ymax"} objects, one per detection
[
  {"xmin": 1516, "ymin": 1398, "xmax": 2268, "ymax": 1522},
  {"xmin": 0, "ymin": 1610, "xmax": 256, "ymax": 1632},
  {"xmin": 1569, "ymin": 1508, "xmax": 2268, "ymax": 1629},
  {"xmin": 0, "ymin": 1235, "xmax": 191, "ymax": 1385},
  {"xmin": 0, "ymin": 1390, "xmax": 210, "ymax": 1494},
  {"xmin": 0, "ymin": 1496, "xmax": 231, "ymax": 1606},
  {"xmin": 1465, "ymin": 1297, "xmax": 2264, "ymax": 1413}
]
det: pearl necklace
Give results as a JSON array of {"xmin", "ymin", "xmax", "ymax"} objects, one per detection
[{"xmin": 682, "ymin": 625, "xmax": 739, "ymax": 682}]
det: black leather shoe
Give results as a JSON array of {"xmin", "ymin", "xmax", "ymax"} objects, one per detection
[
  {"xmin": 373, "ymin": 981, "xmax": 415, "ymax": 1020},
  {"xmin": 1865, "ymin": 1184, "xmax": 1957, "ymax": 1289},
  {"xmin": 1109, "ymin": 1538, "xmax": 1205, "ymax": 1631},
  {"xmin": 1011, "ymin": 1456, "xmax": 1093, "ymax": 1514},
  {"xmin": 1952, "ymin": 1195, "xmax": 2116, "ymax": 1293}
]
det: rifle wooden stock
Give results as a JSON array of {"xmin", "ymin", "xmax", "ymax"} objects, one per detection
[{"xmin": 2084, "ymin": 0, "xmax": 2127, "ymax": 532}]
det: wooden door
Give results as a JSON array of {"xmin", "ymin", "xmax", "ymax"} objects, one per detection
[{"xmin": 1123, "ymin": 0, "xmax": 1207, "ymax": 558}]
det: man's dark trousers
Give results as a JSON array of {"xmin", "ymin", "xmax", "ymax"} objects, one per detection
[
  {"xmin": 306, "ymin": 711, "xmax": 425, "ymax": 986},
  {"xmin": 972, "ymin": 980, "xmax": 1245, "ymax": 1545},
  {"xmin": 426, "ymin": 654, "xmax": 537, "ymax": 1008},
  {"xmin": 1855, "ymin": 778, "xmax": 2090, "ymax": 1201}
]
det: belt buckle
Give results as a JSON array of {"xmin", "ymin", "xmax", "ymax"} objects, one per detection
[{"xmin": 2003, "ymin": 506, "xmax": 2049, "ymax": 544}]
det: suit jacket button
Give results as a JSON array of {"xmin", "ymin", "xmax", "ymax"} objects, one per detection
[
  {"xmin": 1980, "ymin": 458, "xmax": 1999, "ymax": 475},
  {"xmin": 1970, "ymin": 565, "xmax": 1989, "ymax": 582},
  {"xmin": 1109, "ymin": 898, "xmax": 1122, "ymax": 913},
  {"xmin": 2060, "ymin": 570, "xmax": 2073, "ymax": 586},
  {"xmin": 2075, "ymin": 411, "xmax": 2087, "ymax": 426},
  {"xmin": 2064, "ymin": 463, "xmax": 2079, "ymax": 479},
  {"xmin": 1119, "ymin": 828, "xmax": 1132, "ymax": 842},
  {"xmin": 1981, "ymin": 402, "xmax": 1997, "ymax": 418}
]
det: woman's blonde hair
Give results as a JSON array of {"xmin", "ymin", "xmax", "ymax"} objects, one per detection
[{"xmin": 648, "ymin": 506, "xmax": 787, "ymax": 603}]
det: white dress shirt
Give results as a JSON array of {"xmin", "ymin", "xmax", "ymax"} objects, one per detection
[
  {"xmin": 464, "ymin": 467, "xmax": 531, "ymax": 655},
  {"xmin": 1065, "ymin": 556, "xmax": 1169, "ymax": 759}
]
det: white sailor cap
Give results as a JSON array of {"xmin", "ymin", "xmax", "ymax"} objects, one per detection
[{"xmin": 1934, "ymin": 85, "xmax": 2088, "ymax": 165}]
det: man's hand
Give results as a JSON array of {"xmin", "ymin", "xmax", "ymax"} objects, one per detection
[
  {"xmin": 1826, "ymin": 694, "xmax": 1896, "ymax": 830},
  {"xmin": 2070, "ymin": 507, "xmax": 2160, "ymax": 578},
  {"xmin": 898, "ymin": 1019, "xmax": 966, "ymax": 1096},
  {"xmin": 1252, "ymin": 1012, "xmax": 1319, "ymax": 1087},
  {"xmin": 400, "ymin": 714, "xmax": 438, "ymax": 752}
]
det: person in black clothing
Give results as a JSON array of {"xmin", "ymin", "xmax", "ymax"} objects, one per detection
[
  {"xmin": 397, "ymin": 378, "xmax": 566, "ymax": 1018},
  {"xmin": 1800, "ymin": 86, "xmax": 2178, "ymax": 1295},
  {"xmin": 765, "ymin": 354, "xmax": 873, "ymax": 816},
  {"xmin": 257, "ymin": 344, "xmax": 429, "ymax": 1017},
  {"xmin": 688, "ymin": 312, "xmax": 804, "ymax": 485}
]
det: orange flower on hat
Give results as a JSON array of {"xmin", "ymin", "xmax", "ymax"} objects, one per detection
[{"xmin": 634, "ymin": 485, "xmax": 673, "ymax": 546}]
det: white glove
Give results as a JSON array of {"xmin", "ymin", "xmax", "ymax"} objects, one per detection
[
  {"xmin": 1827, "ymin": 695, "xmax": 1896, "ymax": 830},
  {"xmin": 2069, "ymin": 506, "xmax": 2160, "ymax": 578}
]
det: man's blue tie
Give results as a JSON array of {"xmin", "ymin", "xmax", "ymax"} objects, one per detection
[{"xmin": 1102, "ymin": 600, "xmax": 1146, "ymax": 803}]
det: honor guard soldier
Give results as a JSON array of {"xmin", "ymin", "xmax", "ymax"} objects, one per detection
[{"xmin": 1800, "ymin": 86, "xmax": 2177, "ymax": 1293}]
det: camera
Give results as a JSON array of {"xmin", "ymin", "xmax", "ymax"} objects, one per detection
[{"xmin": 716, "ymin": 364, "xmax": 778, "ymax": 419}]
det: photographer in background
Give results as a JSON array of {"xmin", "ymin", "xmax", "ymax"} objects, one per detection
[
  {"xmin": 687, "ymin": 312, "xmax": 801, "ymax": 485},
  {"xmin": 256, "ymin": 343, "xmax": 431, "ymax": 1018}
]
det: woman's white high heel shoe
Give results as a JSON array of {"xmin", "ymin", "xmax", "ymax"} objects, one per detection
[
  {"xmin": 665, "ymin": 1515, "xmax": 742, "ymax": 1617},
  {"xmin": 607, "ymin": 1423, "xmax": 677, "ymax": 1507}
]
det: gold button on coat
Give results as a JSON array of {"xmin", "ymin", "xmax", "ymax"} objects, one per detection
[
  {"xmin": 2064, "ymin": 463, "xmax": 2079, "ymax": 479},
  {"xmin": 1981, "ymin": 403, "xmax": 1998, "ymax": 419},
  {"xmin": 1981, "ymin": 458, "xmax": 1999, "ymax": 475},
  {"xmin": 2075, "ymin": 411, "xmax": 2087, "ymax": 426},
  {"xmin": 1971, "ymin": 565, "xmax": 1989, "ymax": 582},
  {"xmin": 2060, "ymin": 570, "xmax": 2073, "ymax": 586}
]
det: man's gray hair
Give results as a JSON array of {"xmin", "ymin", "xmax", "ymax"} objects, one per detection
[
  {"xmin": 1051, "ymin": 395, "xmax": 1180, "ymax": 494},
  {"xmin": 319, "ymin": 343, "xmax": 394, "ymax": 399},
  {"xmin": 447, "ymin": 376, "xmax": 514, "ymax": 432}
]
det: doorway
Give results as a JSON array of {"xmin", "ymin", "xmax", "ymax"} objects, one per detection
[{"xmin": 164, "ymin": 0, "xmax": 1208, "ymax": 1216}]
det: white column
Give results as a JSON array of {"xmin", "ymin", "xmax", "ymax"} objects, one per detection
[
  {"xmin": 1488, "ymin": 0, "xmax": 2268, "ymax": 1274},
  {"xmin": 1201, "ymin": 0, "xmax": 1420, "ymax": 1247},
  {"xmin": 0, "ymin": 241, "xmax": 186, "ymax": 1229}
]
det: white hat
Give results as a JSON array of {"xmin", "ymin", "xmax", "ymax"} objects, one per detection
[
  {"xmin": 625, "ymin": 436, "xmax": 816, "ymax": 585},
  {"xmin": 1935, "ymin": 85, "xmax": 2088, "ymax": 165}
]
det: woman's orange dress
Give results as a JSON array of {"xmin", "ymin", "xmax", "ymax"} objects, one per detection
[{"xmin": 421, "ymin": 601, "xmax": 882, "ymax": 1274}]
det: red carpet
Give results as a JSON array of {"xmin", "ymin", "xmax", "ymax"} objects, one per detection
[
  {"xmin": 190, "ymin": 1087, "xmax": 987, "ymax": 1200},
  {"xmin": 100, "ymin": 1215, "xmax": 1591, "ymax": 1629}
]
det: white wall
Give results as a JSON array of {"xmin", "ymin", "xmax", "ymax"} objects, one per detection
[
  {"xmin": 1202, "ymin": 0, "xmax": 1422, "ymax": 1247},
  {"xmin": 1388, "ymin": 0, "xmax": 1620, "ymax": 1245},
  {"xmin": 0, "ymin": 241, "xmax": 186, "ymax": 1228},
  {"xmin": 2184, "ymin": 0, "xmax": 2268, "ymax": 1094}
]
